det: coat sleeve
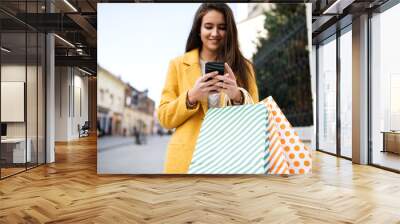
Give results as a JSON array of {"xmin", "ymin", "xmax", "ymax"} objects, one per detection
[
  {"xmin": 247, "ymin": 63, "xmax": 259, "ymax": 103},
  {"xmin": 157, "ymin": 60, "xmax": 201, "ymax": 129}
]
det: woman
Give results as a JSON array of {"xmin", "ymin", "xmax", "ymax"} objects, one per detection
[{"xmin": 158, "ymin": 3, "xmax": 259, "ymax": 173}]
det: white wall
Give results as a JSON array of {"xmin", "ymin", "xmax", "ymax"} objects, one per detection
[
  {"xmin": 1, "ymin": 65, "xmax": 35, "ymax": 138},
  {"xmin": 1, "ymin": 82, "xmax": 24, "ymax": 122},
  {"xmin": 55, "ymin": 67, "xmax": 89, "ymax": 141},
  {"xmin": 55, "ymin": 66, "xmax": 68, "ymax": 141},
  {"xmin": 1, "ymin": 65, "xmax": 26, "ymax": 139},
  {"xmin": 72, "ymin": 72, "xmax": 89, "ymax": 138},
  {"xmin": 1, "ymin": 63, "xmax": 46, "ymax": 164}
]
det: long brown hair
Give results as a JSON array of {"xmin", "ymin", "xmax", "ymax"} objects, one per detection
[{"xmin": 185, "ymin": 3, "xmax": 254, "ymax": 91}]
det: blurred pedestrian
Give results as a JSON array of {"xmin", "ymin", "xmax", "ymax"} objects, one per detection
[{"xmin": 133, "ymin": 126, "xmax": 140, "ymax": 145}]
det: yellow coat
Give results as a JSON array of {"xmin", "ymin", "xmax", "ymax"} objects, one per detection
[{"xmin": 157, "ymin": 48, "xmax": 259, "ymax": 174}]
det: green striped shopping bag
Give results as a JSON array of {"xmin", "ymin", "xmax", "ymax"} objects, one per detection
[{"xmin": 188, "ymin": 104, "xmax": 269, "ymax": 174}]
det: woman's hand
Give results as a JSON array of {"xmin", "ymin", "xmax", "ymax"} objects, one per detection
[
  {"xmin": 188, "ymin": 71, "xmax": 221, "ymax": 104},
  {"xmin": 215, "ymin": 63, "xmax": 242, "ymax": 102}
]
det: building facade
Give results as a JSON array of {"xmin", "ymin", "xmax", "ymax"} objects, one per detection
[
  {"xmin": 123, "ymin": 85, "xmax": 155, "ymax": 136},
  {"xmin": 97, "ymin": 66, "xmax": 126, "ymax": 136},
  {"xmin": 97, "ymin": 68, "xmax": 155, "ymax": 137}
]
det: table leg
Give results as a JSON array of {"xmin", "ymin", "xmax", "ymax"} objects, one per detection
[{"xmin": 381, "ymin": 133, "xmax": 386, "ymax": 153}]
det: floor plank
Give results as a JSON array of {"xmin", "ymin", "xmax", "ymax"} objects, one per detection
[{"xmin": 1, "ymin": 135, "xmax": 400, "ymax": 223}]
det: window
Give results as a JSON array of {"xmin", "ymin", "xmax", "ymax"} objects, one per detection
[
  {"xmin": 0, "ymin": 1, "xmax": 46, "ymax": 179},
  {"xmin": 339, "ymin": 27, "xmax": 352, "ymax": 158},
  {"xmin": 317, "ymin": 35, "xmax": 337, "ymax": 154},
  {"xmin": 370, "ymin": 3, "xmax": 400, "ymax": 171}
]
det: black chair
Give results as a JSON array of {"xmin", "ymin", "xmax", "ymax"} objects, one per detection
[{"xmin": 79, "ymin": 121, "xmax": 90, "ymax": 138}]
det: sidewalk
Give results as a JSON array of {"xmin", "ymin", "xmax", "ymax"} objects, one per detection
[
  {"xmin": 98, "ymin": 136, "xmax": 137, "ymax": 151},
  {"xmin": 97, "ymin": 135, "xmax": 171, "ymax": 174}
]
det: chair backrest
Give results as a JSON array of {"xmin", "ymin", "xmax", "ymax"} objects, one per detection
[{"xmin": 82, "ymin": 121, "xmax": 90, "ymax": 129}]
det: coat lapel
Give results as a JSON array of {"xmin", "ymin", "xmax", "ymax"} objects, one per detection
[{"xmin": 183, "ymin": 49, "xmax": 208, "ymax": 115}]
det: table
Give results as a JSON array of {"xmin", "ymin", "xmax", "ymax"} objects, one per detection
[
  {"xmin": 1, "ymin": 138, "xmax": 31, "ymax": 164},
  {"xmin": 381, "ymin": 131, "xmax": 400, "ymax": 154}
]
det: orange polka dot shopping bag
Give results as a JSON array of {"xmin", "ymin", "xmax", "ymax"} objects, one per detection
[{"xmin": 260, "ymin": 96, "xmax": 312, "ymax": 175}]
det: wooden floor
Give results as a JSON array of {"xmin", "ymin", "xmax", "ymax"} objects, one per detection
[
  {"xmin": 1, "ymin": 167, "xmax": 26, "ymax": 178},
  {"xmin": 1, "ymin": 136, "xmax": 400, "ymax": 223},
  {"xmin": 373, "ymin": 150, "xmax": 400, "ymax": 171},
  {"xmin": 1, "ymin": 163, "xmax": 45, "ymax": 178}
]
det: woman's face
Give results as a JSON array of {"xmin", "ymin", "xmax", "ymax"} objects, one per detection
[{"xmin": 200, "ymin": 10, "xmax": 226, "ymax": 53}]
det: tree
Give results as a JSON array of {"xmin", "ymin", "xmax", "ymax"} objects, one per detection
[{"xmin": 253, "ymin": 4, "xmax": 313, "ymax": 126}]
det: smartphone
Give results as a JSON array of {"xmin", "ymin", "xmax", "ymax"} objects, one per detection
[{"xmin": 205, "ymin": 62, "xmax": 224, "ymax": 82}]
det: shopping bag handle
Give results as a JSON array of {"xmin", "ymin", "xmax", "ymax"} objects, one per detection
[{"xmin": 223, "ymin": 87, "xmax": 254, "ymax": 107}]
